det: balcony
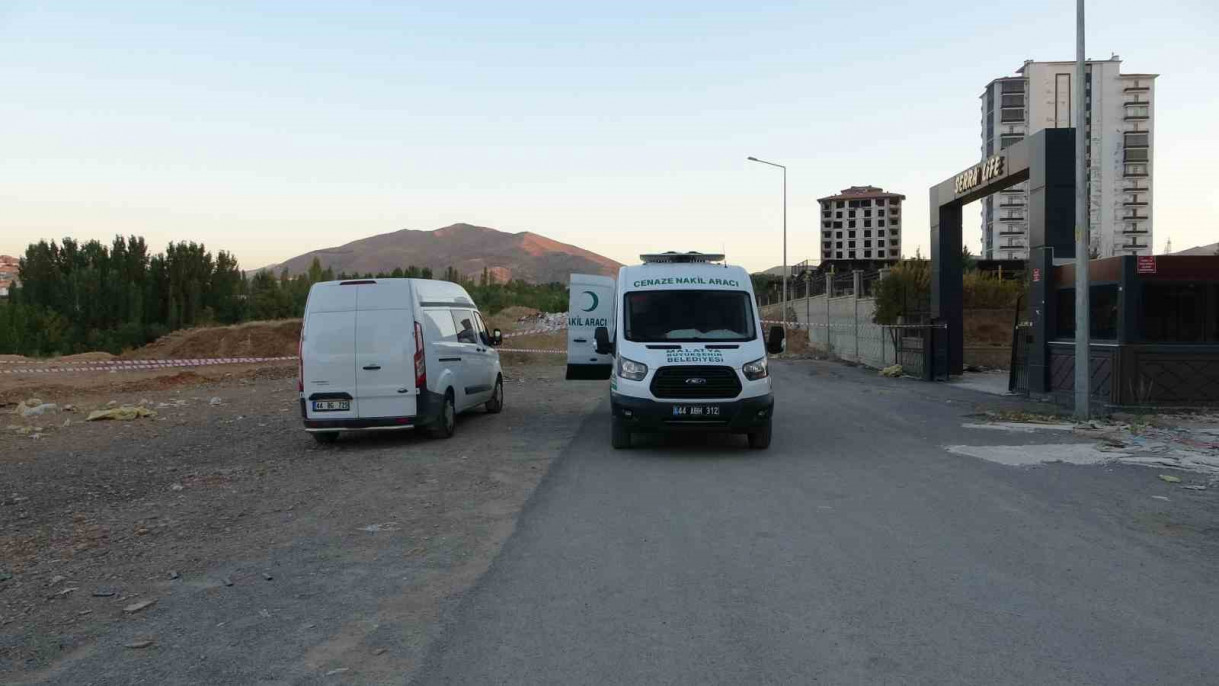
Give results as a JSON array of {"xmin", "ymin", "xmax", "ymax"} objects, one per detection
[
  {"xmin": 998, "ymin": 230, "xmax": 1025, "ymax": 236},
  {"xmin": 1123, "ymin": 214, "xmax": 1148, "ymax": 221},
  {"xmin": 1124, "ymin": 84, "xmax": 1150, "ymax": 91},
  {"xmin": 1122, "ymin": 228, "xmax": 1149, "ymax": 235},
  {"xmin": 1122, "ymin": 199, "xmax": 1148, "ymax": 206},
  {"xmin": 1124, "ymin": 113, "xmax": 1149, "ymax": 121}
]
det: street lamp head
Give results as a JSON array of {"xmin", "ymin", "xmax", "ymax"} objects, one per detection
[{"xmin": 747, "ymin": 156, "xmax": 758, "ymax": 161}]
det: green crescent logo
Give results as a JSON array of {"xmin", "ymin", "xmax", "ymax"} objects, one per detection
[{"xmin": 582, "ymin": 290, "xmax": 599, "ymax": 312}]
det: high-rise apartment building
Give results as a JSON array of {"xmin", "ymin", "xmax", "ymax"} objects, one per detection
[
  {"xmin": 818, "ymin": 186, "xmax": 904, "ymax": 264},
  {"xmin": 980, "ymin": 57, "xmax": 1156, "ymax": 259}
]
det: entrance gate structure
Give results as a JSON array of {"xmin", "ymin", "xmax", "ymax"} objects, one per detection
[{"xmin": 928, "ymin": 127, "xmax": 1077, "ymax": 390}]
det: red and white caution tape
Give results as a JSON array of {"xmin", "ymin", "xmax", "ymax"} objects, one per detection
[
  {"xmin": 502, "ymin": 325, "xmax": 567, "ymax": 339},
  {"xmin": 497, "ymin": 348, "xmax": 565, "ymax": 354},
  {"xmin": 0, "ymin": 356, "xmax": 297, "ymax": 374}
]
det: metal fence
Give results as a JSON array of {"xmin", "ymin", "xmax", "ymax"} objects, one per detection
[
  {"xmin": 807, "ymin": 322, "xmax": 943, "ymax": 379},
  {"xmin": 1008, "ymin": 323, "xmax": 1033, "ymax": 394}
]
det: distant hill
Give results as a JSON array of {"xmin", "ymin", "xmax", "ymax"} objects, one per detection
[{"xmin": 258, "ymin": 223, "xmax": 621, "ymax": 283}]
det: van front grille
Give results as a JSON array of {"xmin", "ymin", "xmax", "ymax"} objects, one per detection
[{"xmin": 649, "ymin": 366, "xmax": 742, "ymax": 399}]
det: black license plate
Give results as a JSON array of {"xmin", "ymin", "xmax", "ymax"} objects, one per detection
[
  {"xmin": 312, "ymin": 400, "xmax": 350, "ymax": 412},
  {"xmin": 672, "ymin": 405, "xmax": 721, "ymax": 418}
]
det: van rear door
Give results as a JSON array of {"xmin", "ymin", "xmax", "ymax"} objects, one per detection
[
  {"xmin": 566, "ymin": 274, "xmax": 615, "ymax": 380},
  {"xmin": 302, "ymin": 283, "xmax": 360, "ymax": 420},
  {"xmin": 355, "ymin": 281, "xmax": 418, "ymax": 419}
]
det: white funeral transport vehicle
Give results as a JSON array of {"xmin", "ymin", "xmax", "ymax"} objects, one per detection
[
  {"xmin": 299, "ymin": 278, "xmax": 504, "ymax": 443},
  {"xmin": 567, "ymin": 252, "xmax": 783, "ymax": 450}
]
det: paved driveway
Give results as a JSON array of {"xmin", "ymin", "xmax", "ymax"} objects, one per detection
[{"xmin": 413, "ymin": 360, "xmax": 1219, "ymax": 685}]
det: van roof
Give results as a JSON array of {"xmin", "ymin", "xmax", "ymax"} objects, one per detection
[{"xmin": 307, "ymin": 278, "xmax": 475, "ymax": 313}]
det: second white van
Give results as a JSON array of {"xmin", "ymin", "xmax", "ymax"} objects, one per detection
[{"xmin": 299, "ymin": 278, "xmax": 504, "ymax": 443}]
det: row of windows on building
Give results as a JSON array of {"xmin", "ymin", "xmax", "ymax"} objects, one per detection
[
  {"xmin": 821, "ymin": 208, "xmax": 899, "ymax": 220},
  {"xmin": 824, "ymin": 249, "xmax": 902, "ymax": 259},
  {"xmin": 822, "ymin": 218, "xmax": 896, "ymax": 229},
  {"xmin": 823, "ymin": 228, "xmax": 899, "ymax": 239},
  {"xmin": 823, "ymin": 197, "xmax": 894, "ymax": 210}
]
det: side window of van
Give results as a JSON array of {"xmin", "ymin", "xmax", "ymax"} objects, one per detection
[
  {"xmin": 451, "ymin": 309, "xmax": 478, "ymax": 345},
  {"xmin": 423, "ymin": 309, "xmax": 458, "ymax": 342}
]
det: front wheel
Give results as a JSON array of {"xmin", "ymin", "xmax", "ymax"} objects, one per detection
[
  {"xmin": 485, "ymin": 377, "xmax": 504, "ymax": 414},
  {"xmin": 747, "ymin": 419, "xmax": 772, "ymax": 450},
  {"xmin": 611, "ymin": 416, "xmax": 631, "ymax": 449},
  {"xmin": 428, "ymin": 391, "xmax": 456, "ymax": 439}
]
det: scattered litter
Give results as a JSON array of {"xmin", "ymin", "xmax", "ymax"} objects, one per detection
[
  {"xmin": 209, "ymin": 397, "xmax": 223, "ymax": 406},
  {"xmin": 92, "ymin": 588, "xmax": 118, "ymax": 597},
  {"xmin": 62, "ymin": 418, "xmax": 71, "ymax": 427},
  {"xmin": 19, "ymin": 402, "xmax": 58, "ymax": 418},
  {"xmin": 325, "ymin": 668, "xmax": 350, "ymax": 677},
  {"xmin": 168, "ymin": 571, "xmax": 180, "ymax": 580},
  {"xmin": 259, "ymin": 609, "xmax": 271, "ymax": 618},
  {"xmin": 1158, "ymin": 474, "xmax": 1182, "ymax": 483},
  {"xmin": 1151, "ymin": 495, "xmax": 1170, "ymax": 502},
  {"xmin": 49, "ymin": 587, "xmax": 79, "ymax": 599},
  {"xmin": 372, "ymin": 648, "xmax": 388, "ymax": 656},
  {"xmin": 86, "ymin": 406, "xmax": 157, "ymax": 422},
  {"xmin": 49, "ymin": 575, "xmax": 66, "ymax": 585},
  {"xmin": 879, "ymin": 364, "xmax": 903, "ymax": 378},
  {"xmin": 77, "ymin": 609, "xmax": 92, "ymax": 616},
  {"xmin": 1181, "ymin": 484, "xmax": 1208, "ymax": 491},
  {"xmin": 106, "ymin": 400, "xmax": 118, "ymax": 408},
  {"xmin": 123, "ymin": 599, "xmax": 157, "ymax": 614},
  {"xmin": 263, "ymin": 572, "xmax": 274, "ymax": 581},
  {"xmin": 170, "ymin": 483, "xmax": 184, "ymax": 492},
  {"xmin": 62, "ymin": 404, "xmax": 75, "ymax": 412},
  {"xmin": 222, "ymin": 577, "xmax": 233, "ymax": 587},
  {"xmin": 125, "ymin": 639, "xmax": 154, "ymax": 649}
]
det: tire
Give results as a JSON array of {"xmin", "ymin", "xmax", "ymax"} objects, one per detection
[
  {"xmin": 485, "ymin": 376, "xmax": 504, "ymax": 414},
  {"xmin": 311, "ymin": 431, "xmax": 339, "ymax": 445},
  {"xmin": 747, "ymin": 419, "xmax": 772, "ymax": 450},
  {"xmin": 428, "ymin": 391, "xmax": 456, "ymax": 439},
  {"xmin": 611, "ymin": 416, "xmax": 631, "ymax": 449}
]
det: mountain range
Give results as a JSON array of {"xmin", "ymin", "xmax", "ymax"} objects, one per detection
[{"xmin": 258, "ymin": 223, "xmax": 621, "ymax": 283}]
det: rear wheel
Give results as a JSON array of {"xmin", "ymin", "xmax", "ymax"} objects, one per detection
[
  {"xmin": 611, "ymin": 416, "xmax": 631, "ymax": 449},
  {"xmin": 485, "ymin": 376, "xmax": 504, "ymax": 414},
  {"xmin": 311, "ymin": 431, "xmax": 339, "ymax": 445},
  {"xmin": 747, "ymin": 419, "xmax": 772, "ymax": 450},
  {"xmin": 428, "ymin": 390, "xmax": 456, "ymax": 439}
]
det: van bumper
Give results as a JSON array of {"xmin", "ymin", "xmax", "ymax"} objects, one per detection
[
  {"xmin": 300, "ymin": 390, "xmax": 447, "ymax": 431},
  {"xmin": 610, "ymin": 392, "xmax": 774, "ymax": 432}
]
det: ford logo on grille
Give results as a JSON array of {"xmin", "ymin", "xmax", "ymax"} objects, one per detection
[{"xmin": 685, "ymin": 377, "xmax": 707, "ymax": 385}]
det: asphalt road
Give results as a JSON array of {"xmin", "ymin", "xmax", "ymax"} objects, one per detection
[{"xmin": 413, "ymin": 360, "xmax": 1219, "ymax": 685}]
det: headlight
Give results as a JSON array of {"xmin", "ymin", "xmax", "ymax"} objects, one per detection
[
  {"xmin": 742, "ymin": 356, "xmax": 769, "ymax": 381},
  {"xmin": 617, "ymin": 356, "xmax": 648, "ymax": 381}
]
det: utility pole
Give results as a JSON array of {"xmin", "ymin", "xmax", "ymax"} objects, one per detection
[
  {"xmin": 747, "ymin": 156, "xmax": 788, "ymax": 326},
  {"xmin": 1073, "ymin": 0, "xmax": 1091, "ymax": 418}
]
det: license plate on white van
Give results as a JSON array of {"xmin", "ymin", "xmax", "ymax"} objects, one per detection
[
  {"xmin": 312, "ymin": 400, "xmax": 350, "ymax": 412},
  {"xmin": 672, "ymin": 405, "xmax": 720, "ymax": 418}
]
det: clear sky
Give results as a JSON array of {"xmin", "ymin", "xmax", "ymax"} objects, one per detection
[{"xmin": 2, "ymin": 1, "xmax": 1216, "ymax": 273}]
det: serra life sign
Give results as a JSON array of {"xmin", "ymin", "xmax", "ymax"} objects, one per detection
[{"xmin": 954, "ymin": 154, "xmax": 1005, "ymax": 195}]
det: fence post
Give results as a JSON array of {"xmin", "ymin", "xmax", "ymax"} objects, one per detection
[
  {"xmin": 825, "ymin": 273, "xmax": 833, "ymax": 353},
  {"xmin": 852, "ymin": 270, "xmax": 862, "ymax": 363}
]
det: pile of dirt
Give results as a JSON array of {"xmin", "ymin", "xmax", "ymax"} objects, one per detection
[
  {"xmin": 58, "ymin": 351, "xmax": 118, "ymax": 362},
  {"xmin": 124, "ymin": 319, "xmax": 302, "ymax": 360}
]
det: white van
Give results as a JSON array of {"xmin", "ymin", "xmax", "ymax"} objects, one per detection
[
  {"xmin": 299, "ymin": 278, "xmax": 504, "ymax": 443},
  {"xmin": 567, "ymin": 252, "xmax": 783, "ymax": 450}
]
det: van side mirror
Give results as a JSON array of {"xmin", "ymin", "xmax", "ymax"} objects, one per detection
[
  {"xmin": 490, "ymin": 328, "xmax": 503, "ymax": 347},
  {"xmin": 594, "ymin": 326, "xmax": 614, "ymax": 355},
  {"xmin": 766, "ymin": 325, "xmax": 785, "ymax": 355}
]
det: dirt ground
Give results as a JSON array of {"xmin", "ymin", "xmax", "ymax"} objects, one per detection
[{"xmin": 0, "ymin": 353, "xmax": 600, "ymax": 685}]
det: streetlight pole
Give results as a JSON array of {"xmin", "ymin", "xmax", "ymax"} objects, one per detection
[
  {"xmin": 1073, "ymin": 0, "xmax": 1091, "ymax": 418},
  {"xmin": 747, "ymin": 156, "xmax": 788, "ymax": 326}
]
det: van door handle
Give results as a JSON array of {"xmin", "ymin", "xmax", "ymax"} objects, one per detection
[
  {"xmin": 573, "ymin": 338, "xmax": 587, "ymax": 343},
  {"xmin": 362, "ymin": 364, "xmax": 381, "ymax": 370}
]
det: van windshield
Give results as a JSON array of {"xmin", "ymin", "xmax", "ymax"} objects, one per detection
[{"xmin": 624, "ymin": 290, "xmax": 756, "ymax": 342}]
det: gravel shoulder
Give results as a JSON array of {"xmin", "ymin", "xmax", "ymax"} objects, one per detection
[{"xmin": 1, "ymin": 359, "xmax": 600, "ymax": 685}]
